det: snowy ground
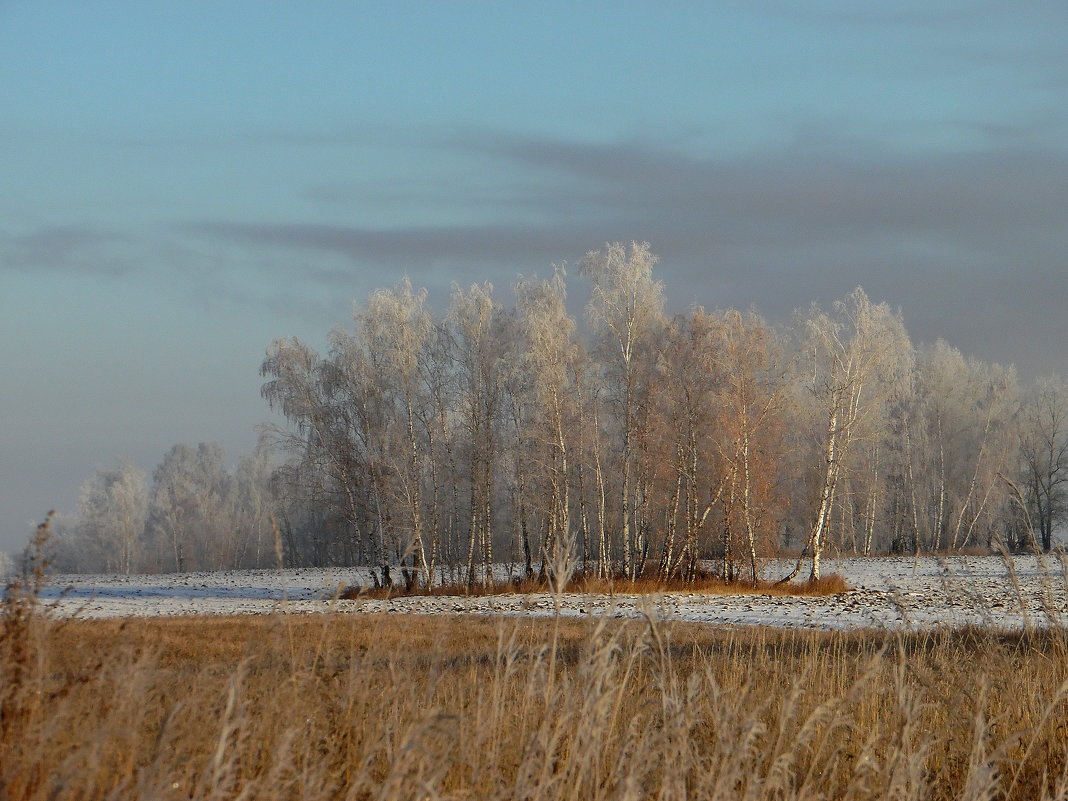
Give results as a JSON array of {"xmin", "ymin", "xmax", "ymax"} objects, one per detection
[{"xmin": 30, "ymin": 555, "xmax": 1068, "ymax": 631}]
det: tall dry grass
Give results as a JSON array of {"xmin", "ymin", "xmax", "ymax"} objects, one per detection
[
  {"xmin": 4, "ymin": 600, "xmax": 1068, "ymax": 800},
  {"xmin": 4, "ymin": 517, "xmax": 1068, "ymax": 800}
]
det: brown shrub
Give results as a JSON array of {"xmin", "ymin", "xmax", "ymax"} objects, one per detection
[{"xmin": 346, "ymin": 570, "xmax": 850, "ymax": 600}]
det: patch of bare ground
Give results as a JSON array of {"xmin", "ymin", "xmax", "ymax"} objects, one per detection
[
  {"xmin": 342, "ymin": 570, "xmax": 849, "ymax": 600},
  {"xmin": 6, "ymin": 591, "xmax": 1068, "ymax": 800}
]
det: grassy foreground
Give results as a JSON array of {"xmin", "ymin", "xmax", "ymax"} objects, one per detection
[{"xmin": 4, "ymin": 599, "xmax": 1068, "ymax": 801}]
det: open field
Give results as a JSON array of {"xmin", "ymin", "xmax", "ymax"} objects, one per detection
[
  {"xmin": 40, "ymin": 555, "xmax": 1068, "ymax": 630},
  {"xmin": 4, "ymin": 607, "xmax": 1068, "ymax": 800}
]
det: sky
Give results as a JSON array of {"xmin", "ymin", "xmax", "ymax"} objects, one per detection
[{"xmin": 2, "ymin": 1, "xmax": 1067, "ymax": 554}]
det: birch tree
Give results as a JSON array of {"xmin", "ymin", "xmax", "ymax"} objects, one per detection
[
  {"xmin": 76, "ymin": 463, "xmax": 149, "ymax": 574},
  {"xmin": 1020, "ymin": 375, "xmax": 1068, "ymax": 552},
  {"xmin": 711, "ymin": 309, "xmax": 790, "ymax": 582},
  {"xmin": 580, "ymin": 241, "xmax": 665, "ymax": 578},
  {"xmin": 448, "ymin": 282, "xmax": 504, "ymax": 587},
  {"xmin": 514, "ymin": 270, "xmax": 580, "ymax": 575},
  {"xmin": 228, "ymin": 437, "xmax": 278, "ymax": 569},
  {"xmin": 653, "ymin": 310, "xmax": 720, "ymax": 581},
  {"xmin": 786, "ymin": 288, "xmax": 911, "ymax": 581},
  {"xmin": 148, "ymin": 443, "xmax": 231, "ymax": 572},
  {"xmin": 913, "ymin": 347, "xmax": 1019, "ymax": 551},
  {"xmin": 358, "ymin": 278, "xmax": 434, "ymax": 587}
]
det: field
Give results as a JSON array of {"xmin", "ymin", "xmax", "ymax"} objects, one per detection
[
  {"xmin": 40, "ymin": 555, "xmax": 1068, "ymax": 630},
  {"xmin": 5, "ymin": 556, "xmax": 1068, "ymax": 800}
]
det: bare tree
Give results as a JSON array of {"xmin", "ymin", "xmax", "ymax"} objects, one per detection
[
  {"xmin": 448, "ymin": 282, "xmax": 504, "ymax": 587},
  {"xmin": 227, "ymin": 436, "xmax": 278, "ymax": 569},
  {"xmin": 909, "ymin": 344, "xmax": 1019, "ymax": 552},
  {"xmin": 243, "ymin": 242, "xmax": 1056, "ymax": 583},
  {"xmin": 580, "ymin": 241, "xmax": 665, "ymax": 578},
  {"xmin": 149, "ymin": 445, "xmax": 198, "ymax": 572},
  {"xmin": 785, "ymin": 288, "xmax": 911, "ymax": 582},
  {"xmin": 654, "ymin": 310, "xmax": 717, "ymax": 581},
  {"xmin": 358, "ymin": 278, "xmax": 434, "ymax": 587},
  {"xmin": 76, "ymin": 463, "xmax": 148, "ymax": 574},
  {"xmin": 1020, "ymin": 375, "xmax": 1068, "ymax": 551},
  {"xmin": 148, "ymin": 443, "xmax": 232, "ymax": 572},
  {"xmin": 263, "ymin": 333, "xmax": 389, "ymax": 569},
  {"xmin": 514, "ymin": 269, "xmax": 580, "ymax": 576},
  {"xmin": 710, "ymin": 310, "xmax": 790, "ymax": 582}
]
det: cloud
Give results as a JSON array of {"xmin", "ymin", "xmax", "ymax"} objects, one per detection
[
  {"xmin": 193, "ymin": 132, "xmax": 1068, "ymax": 270},
  {"xmin": 0, "ymin": 225, "xmax": 131, "ymax": 277},
  {"xmin": 182, "ymin": 221, "xmax": 603, "ymax": 278},
  {"xmin": 486, "ymin": 134, "xmax": 1068, "ymax": 232},
  {"xmin": 751, "ymin": 0, "xmax": 1026, "ymax": 28},
  {"xmin": 8, "ymin": 136, "xmax": 1051, "ymax": 376},
  {"xmin": 185, "ymin": 132, "xmax": 1068, "ymax": 378}
]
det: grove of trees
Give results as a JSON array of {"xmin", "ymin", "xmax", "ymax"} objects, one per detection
[
  {"xmin": 55, "ymin": 439, "xmax": 277, "ymax": 574},
  {"xmin": 58, "ymin": 243, "xmax": 1068, "ymax": 582}
]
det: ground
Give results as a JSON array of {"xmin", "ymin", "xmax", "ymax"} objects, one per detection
[{"xmin": 39, "ymin": 554, "xmax": 1068, "ymax": 629}]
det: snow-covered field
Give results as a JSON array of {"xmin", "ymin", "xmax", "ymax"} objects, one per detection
[{"xmin": 33, "ymin": 555, "xmax": 1068, "ymax": 631}]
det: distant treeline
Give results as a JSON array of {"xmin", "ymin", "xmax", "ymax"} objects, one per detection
[
  {"xmin": 55, "ymin": 242, "xmax": 1068, "ymax": 581},
  {"xmin": 53, "ymin": 441, "xmax": 276, "ymax": 575}
]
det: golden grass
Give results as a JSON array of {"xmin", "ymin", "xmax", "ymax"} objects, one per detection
[
  {"xmin": 5, "ymin": 592, "xmax": 1068, "ymax": 800},
  {"xmin": 346, "ymin": 570, "xmax": 850, "ymax": 599}
]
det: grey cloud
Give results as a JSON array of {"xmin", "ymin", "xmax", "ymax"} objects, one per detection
[
  {"xmin": 0, "ymin": 225, "xmax": 130, "ymax": 277},
  {"xmin": 481, "ymin": 136, "xmax": 1068, "ymax": 233},
  {"xmin": 943, "ymin": 118, "xmax": 1067, "ymax": 144},
  {"xmin": 188, "ymin": 133, "xmax": 1068, "ymax": 377},
  {"xmin": 90, "ymin": 124, "xmax": 424, "ymax": 153},
  {"xmin": 753, "ymin": 0, "xmax": 1025, "ymax": 28},
  {"xmin": 184, "ymin": 221, "xmax": 605, "ymax": 276},
  {"xmin": 302, "ymin": 179, "xmax": 565, "ymax": 213}
]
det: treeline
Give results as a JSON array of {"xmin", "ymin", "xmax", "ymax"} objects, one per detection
[
  {"xmin": 259, "ymin": 242, "xmax": 1067, "ymax": 586},
  {"xmin": 59, "ymin": 242, "xmax": 1068, "ymax": 580},
  {"xmin": 54, "ymin": 441, "xmax": 277, "ymax": 574}
]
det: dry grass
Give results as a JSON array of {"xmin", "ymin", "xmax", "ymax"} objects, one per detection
[
  {"xmin": 346, "ymin": 570, "xmax": 850, "ymax": 599},
  {"xmin": 5, "ymin": 593, "xmax": 1068, "ymax": 800}
]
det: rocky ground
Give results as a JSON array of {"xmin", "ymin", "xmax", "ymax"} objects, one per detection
[{"xmin": 32, "ymin": 555, "xmax": 1068, "ymax": 630}]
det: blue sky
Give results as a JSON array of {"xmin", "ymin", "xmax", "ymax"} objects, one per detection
[{"xmin": 2, "ymin": 1, "xmax": 1067, "ymax": 553}]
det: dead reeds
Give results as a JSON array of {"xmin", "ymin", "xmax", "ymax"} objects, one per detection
[
  {"xmin": 3, "ymin": 519, "xmax": 1065, "ymax": 800},
  {"xmin": 4, "ymin": 605, "xmax": 1068, "ymax": 800}
]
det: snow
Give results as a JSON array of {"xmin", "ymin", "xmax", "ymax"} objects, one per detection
[{"xmin": 30, "ymin": 555, "xmax": 1068, "ymax": 631}]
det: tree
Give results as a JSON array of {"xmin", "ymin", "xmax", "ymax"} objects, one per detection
[
  {"xmin": 358, "ymin": 278, "xmax": 434, "ymax": 587},
  {"xmin": 709, "ymin": 309, "xmax": 790, "ymax": 582},
  {"xmin": 652, "ymin": 310, "xmax": 721, "ymax": 581},
  {"xmin": 514, "ymin": 269, "xmax": 580, "ymax": 576},
  {"xmin": 238, "ymin": 241, "xmax": 1058, "ymax": 583},
  {"xmin": 447, "ymin": 282, "xmax": 504, "ymax": 587},
  {"xmin": 76, "ymin": 463, "xmax": 148, "ymax": 574},
  {"xmin": 580, "ymin": 242, "xmax": 665, "ymax": 578},
  {"xmin": 786, "ymin": 288, "xmax": 911, "ymax": 581},
  {"xmin": 1020, "ymin": 375, "xmax": 1068, "ymax": 551},
  {"xmin": 148, "ymin": 443, "xmax": 231, "ymax": 572},
  {"xmin": 263, "ymin": 333, "xmax": 385, "ymax": 569},
  {"xmin": 227, "ymin": 436, "xmax": 278, "ymax": 569},
  {"xmin": 907, "ymin": 342, "xmax": 1014, "ymax": 552}
]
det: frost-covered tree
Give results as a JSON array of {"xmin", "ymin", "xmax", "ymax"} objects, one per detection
[
  {"xmin": 1020, "ymin": 375, "xmax": 1068, "ymax": 552},
  {"xmin": 447, "ymin": 282, "xmax": 505, "ymax": 586},
  {"xmin": 580, "ymin": 242, "xmax": 665, "ymax": 578},
  {"xmin": 513, "ymin": 269, "xmax": 580, "ymax": 575},
  {"xmin": 785, "ymin": 288, "xmax": 912, "ymax": 581},
  {"xmin": 148, "ymin": 443, "xmax": 232, "ymax": 572},
  {"xmin": 75, "ymin": 463, "xmax": 148, "ymax": 574},
  {"xmin": 358, "ymin": 278, "xmax": 435, "ymax": 586}
]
